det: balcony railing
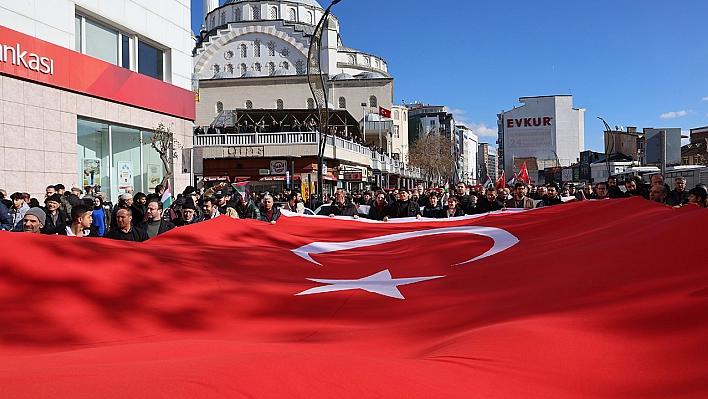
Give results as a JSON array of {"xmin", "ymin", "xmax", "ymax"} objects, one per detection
[{"xmin": 194, "ymin": 133, "xmax": 424, "ymax": 180}]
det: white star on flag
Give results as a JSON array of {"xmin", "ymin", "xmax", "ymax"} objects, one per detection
[{"xmin": 296, "ymin": 269, "xmax": 444, "ymax": 299}]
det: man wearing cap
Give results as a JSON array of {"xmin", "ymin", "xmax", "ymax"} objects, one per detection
[
  {"xmin": 104, "ymin": 208, "xmax": 148, "ymax": 242},
  {"xmin": 23, "ymin": 208, "xmax": 46, "ymax": 234},
  {"xmin": 172, "ymin": 199, "xmax": 203, "ymax": 227},
  {"xmin": 137, "ymin": 199, "xmax": 175, "ymax": 238},
  {"xmin": 42, "ymin": 194, "xmax": 69, "ymax": 235}
]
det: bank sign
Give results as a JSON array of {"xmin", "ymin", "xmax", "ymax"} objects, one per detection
[
  {"xmin": 0, "ymin": 25, "xmax": 194, "ymax": 120},
  {"xmin": 505, "ymin": 116, "xmax": 553, "ymax": 148}
]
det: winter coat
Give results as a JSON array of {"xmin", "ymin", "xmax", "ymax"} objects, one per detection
[{"xmin": 10, "ymin": 202, "xmax": 29, "ymax": 231}]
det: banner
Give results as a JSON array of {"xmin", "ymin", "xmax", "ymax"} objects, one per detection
[{"xmin": 0, "ymin": 198, "xmax": 707, "ymax": 398}]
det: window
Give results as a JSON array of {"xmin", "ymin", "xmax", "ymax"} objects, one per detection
[
  {"xmin": 347, "ymin": 54, "xmax": 355, "ymax": 64},
  {"xmin": 281, "ymin": 61, "xmax": 289, "ymax": 70},
  {"xmin": 375, "ymin": 59, "xmax": 380, "ymax": 69},
  {"xmin": 288, "ymin": 8, "xmax": 296, "ymax": 21},
  {"xmin": 224, "ymin": 50, "xmax": 234, "ymax": 60},
  {"xmin": 403, "ymin": 112, "xmax": 407, "ymax": 121},
  {"xmin": 225, "ymin": 63, "xmax": 234, "ymax": 73},
  {"xmin": 212, "ymin": 63, "xmax": 220, "ymax": 74},
  {"xmin": 276, "ymin": 99, "xmax": 284, "ymax": 110},
  {"xmin": 75, "ymin": 15, "xmax": 82, "ymax": 52},
  {"xmin": 234, "ymin": 7, "xmax": 242, "ymax": 21},
  {"xmin": 216, "ymin": 101, "xmax": 223, "ymax": 113},
  {"xmin": 338, "ymin": 97, "xmax": 346, "ymax": 109},
  {"xmin": 252, "ymin": 5, "xmax": 260, "ymax": 20},
  {"xmin": 394, "ymin": 125, "xmax": 399, "ymax": 138},
  {"xmin": 239, "ymin": 44, "xmax": 247, "ymax": 58},
  {"xmin": 369, "ymin": 95, "xmax": 377, "ymax": 108},
  {"xmin": 267, "ymin": 41, "xmax": 276, "ymax": 56},
  {"xmin": 220, "ymin": 11, "xmax": 226, "ymax": 25},
  {"xmin": 394, "ymin": 110, "xmax": 399, "ymax": 119},
  {"xmin": 211, "ymin": 15, "xmax": 216, "ymax": 29},
  {"xmin": 364, "ymin": 57, "xmax": 370, "ymax": 66},
  {"xmin": 268, "ymin": 62, "xmax": 275, "ymax": 76},
  {"xmin": 138, "ymin": 41, "xmax": 164, "ymax": 80},
  {"xmin": 84, "ymin": 17, "xmax": 119, "ymax": 64},
  {"xmin": 295, "ymin": 59, "xmax": 305, "ymax": 75},
  {"xmin": 270, "ymin": 6, "xmax": 278, "ymax": 19},
  {"xmin": 253, "ymin": 62, "xmax": 262, "ymax": 72},
  {"xmin": 280, "ymin": 47, "xmax": 289, "ymax": 57},
  {"xmin": 253, "ymin": 39, "xmax": 261, "ymax": 57},
  {"xmin": 245, "ymin": 100, "xmax": 253, "ymax": 109},
  {"xmin": 307, "ymin": 98, "xmax": 315, "ymax": 109},
  {"xmin": 239, "ymin": 63, "xmax": 247, "ymax": 77},
  {"xmin": 307, "ymin": 11, "xmax": 313, "ymax": 24}
]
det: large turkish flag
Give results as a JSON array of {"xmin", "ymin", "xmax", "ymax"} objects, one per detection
[{"xmin": 1, "ymin": 197, "xmax": 707, "ymax": 398}]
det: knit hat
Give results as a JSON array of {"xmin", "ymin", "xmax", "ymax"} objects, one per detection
[
  {"xmin": 25, "ymin": 208, "xmax": 46, "ymax": 226},
  {"xmin": 45, "ymin": 194, "xmax": 62, "ymax": 205},
  {"xmin": 182, "ymin": 199, "xmax": 197, "ymax": 210}
]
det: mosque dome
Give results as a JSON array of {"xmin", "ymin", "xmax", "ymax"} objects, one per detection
[
  {"xmin": 273, "ymin": 68, "xmax": 295, "ymax": 76},
  {"xmin": 242, "ymin": 70, "xmax": 260, "ymax": 78},
  {"xmin": 357, "ymin": 71, "xmax": 386, "ymax": 79},
  {"xmin": 331, "ymin": 72, "xmax": 355, "ymax": 81}
]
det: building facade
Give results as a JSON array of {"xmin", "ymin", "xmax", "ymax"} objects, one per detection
[
  {"xmin": 497, "ymin": 95, "xmax": 585, "ymax": 180},
  {"xmin": 456, "ymin": 125, "xmax": 478, "ymax": 185},
  {"xmin": 191, "ymin": 0, "xmax": 421, "ymax": 192},
  {"xmin": 478, "ymin": 143, "xmax": 498, "ymax": 183},
  {"xmin": 0, "ymin": 0, "xmax": 195, "ymax": 201}
]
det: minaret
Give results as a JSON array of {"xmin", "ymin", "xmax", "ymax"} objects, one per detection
[{"xmin": 204, "ymin": 0, "xmax": 219, "ymax": 23}]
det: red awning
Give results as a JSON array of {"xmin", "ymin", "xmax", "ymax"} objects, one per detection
[{"xmin": 259, "ymin": 175, "xmax": 302, "ymax": 181}]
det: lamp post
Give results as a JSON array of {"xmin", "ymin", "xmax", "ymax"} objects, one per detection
[
  {"xmin": 307, "ymin": 0, "xmax": 342, "ymax": 202},
  {"xmin": 598, "ymin": 116, "xmax": 613, "ymax": 180}
]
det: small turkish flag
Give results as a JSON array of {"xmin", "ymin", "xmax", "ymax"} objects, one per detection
[{"xmin": 378, "ymin": 106, "xmax": 391, "ymax": 118}]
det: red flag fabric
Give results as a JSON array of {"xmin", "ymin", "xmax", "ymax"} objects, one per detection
[
  {"xmin": 519, "ymin": 161, "xmax": 531, "ymax": 184},
  {"xmin": 495, "ymin": 170, "xmax": 506, "ymax": 190},
  {"xmin": 1, "ymin": 198, "xmax": 707, "ymax": 398},
  {"xmin": 378, "ymin": 106, "xmax": 391, "ymax": 118}
]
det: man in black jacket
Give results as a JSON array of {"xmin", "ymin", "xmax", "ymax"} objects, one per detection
[
  {"xmin": 474, "ymin": 189, "xmax": 505, "ymax": 213},
  {"xmin": 42, "ymin": 194, "xmax": 69, "ymax": 235},
  {"xmin": 454, "ymin": 183, "xmax": 475, "ymax": 214},
  {"xmin": 105, "ymin": 208, "xmax": 148, "ymax": 242},
  {"xmin": 137, "ymin": 200, "xmax": 175, "ymax": 239},
  {"xmin": 384, "ymin": 190, "xmax": 422, "ymax": 221},
  {"xmin": 329, "ymin": 188, "xmax": 359, "ymax": 219}
]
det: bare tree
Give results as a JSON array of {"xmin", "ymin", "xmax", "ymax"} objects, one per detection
[
  {"xmin": 407, "ymin": 130, "xmax": 457, "ymax": 185},
  {"xmin": 142, "ymin": 123, "xmax": 182, "ymax": 188}
]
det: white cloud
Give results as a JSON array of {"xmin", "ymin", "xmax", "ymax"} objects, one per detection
[
  {"xmin": 660, "ymin": 110, "xmax": 688, "ymax": 119},
  {"xmin": 468, "ymin": 122, "xmax": 497, "ymax": 138},
  {"xmin": 447, "ymin": 107, "xmax": 469, "ymax": 121},
  {"xmin": 702, "ymin": 97, "xmax": 708, "ymax": 101}
]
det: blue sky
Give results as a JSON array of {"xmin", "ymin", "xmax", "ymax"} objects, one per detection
[{"xmin": 192, "ymin": 0, "xmax": 708, "ymax": 152}]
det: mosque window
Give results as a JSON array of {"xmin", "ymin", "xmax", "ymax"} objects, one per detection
[
  {"xmin": 253, "ymin": 39, "xmax": 261, "ymax": 57},
  {"xmin": 369, "ymin": 95, "xmax": 377, "ymax": 108},
  {"xmin": 394, "ymin": 110, "xmax": 399, "ymax": 120},
  {"xmin": 212, "ymin": 63, "xmax": 220, "ymax": 74},
  {"xmin": 252, "ymin": 5, "xmax": 260, "ymax": 20},
  {"xmin": 234, "ymin": 7, "xmax": 241, "ymax": 21},
  {"xmin": 220, "ymin": 11, "xmax": 226, "ymax": 25},
  {"xmin": 288, "ymin": 8, "xmax": 296, "ymax": 21},
  {"xmin": 270, "ymin": 6, "xmax": 278, "ymax": 19},
  {"xmin": 225, "ymin": 63, "xmax": 234, "ymax": 74},
  {"xmin": 239, "ymin": 63, "xmax": 247, "ymax": 77},
  {"xmin": 246, "ymin": 100, "xmax": 253, "ymax": 109},
  {"xmin": 295, "ymin": 59, "xmax": 305, "ymax": 75},
  {"xmin": 276, "ymin": 99, "xmax": 284, "ymax": 110},
  {"xmin": 281, "ymin": 61, "xmax": 289, "ymax": 70},
  {"xmin": 280, "ymin": 47, "xmax": 289, "ymax": 57},
  {"xmin": 267, "ymin": 41, "xmax": 276, "ymax": 56},
  {"xmin": 364, "ymin": 57, "xmax": 370, "ymax": 66},
  {"xmin": 239, "ymin": 44, "xmax": 247, "ymax": 58},
  {"xmin": 338, "ymin": 97, "xmax": 346, "ymax": 109},
  {"xmin": 403, "ymin": 112, "xmax": 406, "ymax": 121},
  {"xmin": 307, "ymin": 11, "xmax": 313, "ymax": 24},
  {"xmin": 307, "ymin": 98, "xmax": 315, "ymax": 110},
  {"xmin": 375, "ymin": 59, "xmax": 380, "ymax": 69},
  {"xmin": 216, "ymin": 101, "xmax": 223, "ymax": 113},
  {"xmin": 224, "ymin": 50, "xmax": 234, "ymax": 60},
  {"xmin": 253, "ymin": 62, "xmax": 262, "ymax": 72},
  {"xmin": 268, "ymin": 62, "xmax": 276, "ymax": 75},
  {"xmin": 347, "ymin": 54, "xmax": 355, "ymax": 64}
]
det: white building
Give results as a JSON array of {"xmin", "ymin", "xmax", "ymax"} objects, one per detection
[
  {"xmin": 497, "ymin": 95, "xmax": 585, "ymax": 179},
  {"xmin": 456, "ymin": 125, "xmax": 478, "ymax": 185},
  {"xmin": 0, "ymin": 0, "xmax": 195, "ymax": 201}
]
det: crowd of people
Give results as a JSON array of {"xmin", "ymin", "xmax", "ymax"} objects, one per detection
[{"xmin": 1, "ymin": 173, "xmax": 705, "ymax": 242}]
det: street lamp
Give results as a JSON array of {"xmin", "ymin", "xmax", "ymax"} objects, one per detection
[
  {"xmin": 307, "ymin": 0, "xmax": 342, "ymax": 202},
  {"xmin": 598, "ymin": 116, "xmax": 613, "ymax": 180}
]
